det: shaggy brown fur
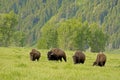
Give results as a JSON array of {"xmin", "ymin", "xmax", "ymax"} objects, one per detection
[
  {"xmin": 30, "ymin": 49, "xmax": 41, "ymax": 61},
  {"xmin": 93, "ymin": 52, "xmax": 106, "ymax": 67},
  {"xmin": 47, "ymin": 48, "xmax": 67, "ymax": 62},
  {"xmin": 47, "ymin": 51, "xmax": 58, "ymax": 60},
  {"xmin": 72, "ymin": 50, "xmax": 85, "ymax": 64}
]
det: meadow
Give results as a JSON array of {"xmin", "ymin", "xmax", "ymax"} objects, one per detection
[{"xmin": 0, "ymin": 47, "xmax": 120, "ymax": 80}]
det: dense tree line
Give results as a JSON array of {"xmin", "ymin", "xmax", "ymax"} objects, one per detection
[
  {"xmin": 37, "ymin": 19, "xmax": 108, "ymax": 52},
  {"xmin": 0, "ymin": 0, "xmax": 120, "ymax": 50}
]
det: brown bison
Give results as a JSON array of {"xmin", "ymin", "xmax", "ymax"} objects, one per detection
[
  {"xmin": 47, "ymin": 51, "xmax": 58, "ymax": 61},
  {"xmin": 30, "ymin": 49, "xmax": 41, "ymax": 61},
  {"xmin": 93, "ymin": 52, "xmax": 106, "ymax": 67},
  {"xmin": 47, "ymin": 48, "xmax": 67, "ymax": 62},
  {"xmin": 72, "ymin": 50, "xmax": 85, "ymax": 64}
]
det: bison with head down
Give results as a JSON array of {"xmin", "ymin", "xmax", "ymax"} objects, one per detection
[
  {"xmin": 47, "ymin": 48, "xmax": 67, "ymax": 62},
  {"xmin": 93, "ymin": 52, "xmax": 106, "ymax": 67},
  {"xmin": 72, "ymin": 50, "xmax": 85, "ymax": 64},
  {"xmin": 30, "ymin": 49, "xmax": 41, "ymax": 61}
]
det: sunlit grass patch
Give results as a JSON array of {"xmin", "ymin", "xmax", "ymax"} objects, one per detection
[
  {"xmin": 0, "ymin": 47, "xmax": 120, "ymax": 80},
  {"xmin": 16, "ymin": 63, "xmax": 28, "ymax": 68}
]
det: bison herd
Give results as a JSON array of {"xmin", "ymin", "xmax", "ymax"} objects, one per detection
[{"xmin": 29, "ymin": 48, "xmax": 106, "ymax": 67}]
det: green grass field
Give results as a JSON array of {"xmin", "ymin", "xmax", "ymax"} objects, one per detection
[{"xmin": 0, "ymin": 47, "xmax": 120, "ymax": 80}]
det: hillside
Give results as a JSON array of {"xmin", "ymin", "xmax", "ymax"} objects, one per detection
[{"xmin": 0, "ymin": 0, "xmax": 120, "ymax": 49}]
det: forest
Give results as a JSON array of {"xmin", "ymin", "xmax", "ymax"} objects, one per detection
[{"xmin": 0, "ymin": 0, "xmax": 120, "ymax": 52}]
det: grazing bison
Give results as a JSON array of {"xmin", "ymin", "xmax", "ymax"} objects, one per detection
[
  {"xmin": 30, "ymin": 49, "xmax": 41, "ymax": 61},
  {"xmin": 47, "ymin": 48, "xmax": 67, "ymax": 62},
  {"xmin": 72, "ymin": 50, "xmax": 85, "ymax": 64},
  {"xmin": 93, "ymin": 52, "xmax": 106, "ymax": 67},
  {"xmin": 47, "ymin": 51, "xmax": 58, "ymax": 60}
]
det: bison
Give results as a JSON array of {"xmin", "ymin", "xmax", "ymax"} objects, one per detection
[
  {"xmin": 47, "ymin": 48, "xmax": 67, "ymax": 62},
  {"xmin": 47, "ymin": 51, "xmax": 58, "ymax": 60},
  {"xmin": 72, "ymin": 50, "xmax": 85, "ymax": 64},
  {"xmin": 30, "ymin": 49, "xmax": 41, "ymax": 61},
  {"xmin": 93, "ymin": 52, "xmax": 106, "ymax": 67}
]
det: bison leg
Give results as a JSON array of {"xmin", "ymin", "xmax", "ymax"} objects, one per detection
[
  {"xmin": 75, "ymin": 57, "xmax": 79, "ymax": 64},
  {"xmin": 37, "ymin": 58, "xmax": 39, "ymax": 61},
  {"xmin": 100, "ymin": 61, "xmax": 106, "ymax": 66},
  {"xmin": 103, "ymin": 61, "xmax": 105, "ymax": 66},
  {"xmin": 30, "ymin": 55, "xmax": 35, "ymax": 61},
  {"xmin": 59, "ymin": 57, "xmax": 62, "ymax": 62},
  {"xmin": 32, "ymin": 58, "xmax": 36, "ymax": 61},
  {"xmin": 73, "ymin": 56, "xmax": 79, "ymax": 64},
  {"xmin": 80, "ymin": 59, "xmax": 85, "ymax": 64},
  {"xmin": 98, "ymin": 62, "xmax": 103, "ymax": 67},
  {"xmin": 63, "ymin": 56, "xmax": 67, "ymax": 62}
]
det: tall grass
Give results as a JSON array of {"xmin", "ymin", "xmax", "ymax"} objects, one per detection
[{"xmin": 0, "ymin": 47, "xmax": 120, "ymax": 80}]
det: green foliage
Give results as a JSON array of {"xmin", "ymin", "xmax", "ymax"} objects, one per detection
[
  {"xmin": 0, "ymin": 11, "xmax": 18, "ymax": 46},
  {"xmin": 57, "ymin": 19, "xmax": 89, "ymax": 50},
  {"xmin": 0, "ymin": 47, "xmax": 120, "ymax": 80},
  {"xmin": 13, "ymin": 31, "xmax": 26, "ymax": 47},
  {"xmin": 57, "ymin": 19, "xmax": 80, "ymax": 50},
  {"xmin": 73, "ymin": 21, "xmax": 89, "ymax": 51},
  {"xmin": 37, "ymin": 23, "xmax": 58, "ymax": 49},
  {"xmin": 88, "ymin": 23, "xmax": 108, "ymax": 52},
  {"xmin": 75, "ymin": 0, "xmax": 120, "ymax": 49},
  {"xmin": 38, "ymin": 18, "xmax": 108, "ymax": 52}
]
